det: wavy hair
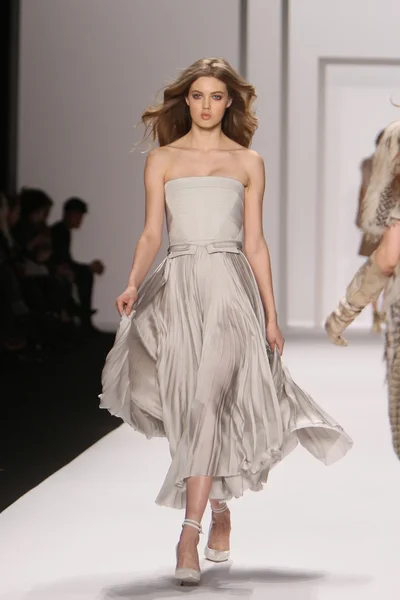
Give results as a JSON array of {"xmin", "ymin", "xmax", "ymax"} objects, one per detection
[{"xmin": 141, "ymin": 58, "xmax": 258, "ymax": 148}]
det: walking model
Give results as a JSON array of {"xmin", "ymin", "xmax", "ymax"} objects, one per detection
[
  {"xmin": 101, "ymin": 58, "xmax": 353, "ymax": 585},
  {"xmin": 326, "ymin": 120, "xmax": 400, "ymax": 462}
]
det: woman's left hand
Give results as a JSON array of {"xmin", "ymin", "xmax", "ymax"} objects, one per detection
[{"xmin": 266, "ymin": 321, "xmax": 285, "ymax": 356}]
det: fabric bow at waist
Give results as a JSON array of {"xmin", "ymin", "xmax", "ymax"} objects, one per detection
[{"xmin": 167, "ymin": 240, "xmax": 242, "ymax": 259}]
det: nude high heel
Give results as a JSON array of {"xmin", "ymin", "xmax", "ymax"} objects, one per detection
[
  {"xmin": 204, "ymin": 502, "xmax": 231, "ymax": 562},
  {"xmin": 175, "ymin": 519, "xmax": 202, "ymax": 585}
]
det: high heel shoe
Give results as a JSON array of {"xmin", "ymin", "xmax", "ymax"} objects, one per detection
[
  {"xmin": 175, "ymin": 519, "xmax": 202, "ymax": 586},
  {"xmin": 204, "ymin": 502, "xmax": 231, "ymax": 563}
]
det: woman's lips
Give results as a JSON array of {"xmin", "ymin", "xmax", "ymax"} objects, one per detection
[{"xmin": 201, "ymin": 113, "xmax": 211, "ymax": 120}]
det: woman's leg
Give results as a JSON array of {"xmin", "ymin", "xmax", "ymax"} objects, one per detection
[
  {"xmin": 176, "ymin": 475, "xmax": 213, "ymax": 570},
  {"xmin": 207, "ymin": 499, "xmax": 231, "ymax": 553}
]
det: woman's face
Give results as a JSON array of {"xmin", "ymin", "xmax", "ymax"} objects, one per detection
[{"xmin": 186, "ymin": 76, "xmax": 231, "ymax": 129}]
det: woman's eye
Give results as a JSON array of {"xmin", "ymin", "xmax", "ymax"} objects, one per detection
[
  {"xmin": 192, "ymin": 94, "xmax": 201, "ymax": 99},
  {"xmin": 213, "ymin": 95, "xmax": 222, "ymax": 100}
]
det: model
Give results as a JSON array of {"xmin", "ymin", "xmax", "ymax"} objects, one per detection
[
  {"xmin": 325, "ymin": 119, "xmax": 400, "ymax": 462},
  {"xmin": 100, "ymin": 58, "xmax": 352, "ymax": 585}
]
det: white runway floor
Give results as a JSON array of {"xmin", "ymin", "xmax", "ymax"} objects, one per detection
[{"xmin": 1, "ymin": 337, "xmax": 399, "ymax": 600}]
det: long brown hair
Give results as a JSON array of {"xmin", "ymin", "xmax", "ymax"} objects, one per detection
[{"xmin": 141, "ymin": 58, "xmax": 258, "ymax": 148}]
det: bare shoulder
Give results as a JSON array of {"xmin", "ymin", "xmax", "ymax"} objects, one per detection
[
  {"xmin": 146, "ymin": 146, "xmax": 170, "ymax": 164},
  {"xmin": 241, "ymin": 148, "xmax": 264, "ymax": 171},
  {"xmin": 145, "ymin": 147, "xmax": 170, "ymax": 177},
  {"xmin": 241, "ymin": 149, "xmax": 265, "ymax": 186},
  {"xmin": 243, "ymin": 149, "xmax": 264, "ymax": 169}
]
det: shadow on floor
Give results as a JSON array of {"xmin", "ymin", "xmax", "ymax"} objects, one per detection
[
  {"xmin": 104, "ymin": 565, "xmax": 324, "ymax": 599},
  {"xmin": 8, "ymin": 564, "xmax": 371, "ymax": 600},
  {"xmin": 102, "ymin": 564, "xmax": 370, "ymax": 600}
]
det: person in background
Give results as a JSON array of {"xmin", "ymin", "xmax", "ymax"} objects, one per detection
[
  {"xmin": 325, "ymin": 120, "xmax": 400, "ymax": 461},
  {"xmin": 355, "ymin": 129, "xmax": 385, "ymax": 332},
  {"xmin": 0, "ymin": 194, "xmax": 30, "ymax": 354},
  {"xmin": 12, "ymin": 188, "xmax": 53, "ymax": 272},
  {"xmin": 51, "ymin": 198, "xmax": 105, "ymax": 332},
  {"xmin": 11, "ymin": 188, "xmax": 72, "ymax": 321},
  {"xmin": 6, "ymin": 194, "xmax": 21, "ymax": 230}
]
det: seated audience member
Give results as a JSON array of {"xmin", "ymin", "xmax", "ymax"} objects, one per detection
[
  {"xmin": 10, "ymin": 189, "xmax": 76, "ymax": 333},
  {"xmin": 0, "ymin": 194, "xmax": 30, "ymax": 354},
  {"xmin": 12, "ymin": 188, "xmax": 53, "ymax": 274},
  {"xmin": 51, "ymin": 197, "xmax": 104, "ymax": 331},
  {"xmin": 6, "ymin": 193, "xmax": 21, "ymax": 230}
]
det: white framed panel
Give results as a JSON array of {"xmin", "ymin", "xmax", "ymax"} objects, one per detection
[
  {"xmin": 247, "ymin": 0, "xmax": 284, "ymax": 315},
  {"xmin": 287, "ymin": 0, "xmax": 400, "ymax": 330},
  {"xmin": 319, "ymin": 62, "xmax": 400, "ymax": 329}
]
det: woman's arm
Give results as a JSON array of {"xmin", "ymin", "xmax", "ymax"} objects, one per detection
[
  {"xmin": 375, "ymin": 219, "xmax": 400, "ymax": 276},
  {"xmin": 324, "ymin": 222, "xmax": 400, "ymax": 346},
  {"xmin": 116, "ymin": 148, "xmax": 167, "ymax": 316},
  {"xmin": 325, "ymin": 165, "xmax": 400, "ymax": 345},
  {"xmin": 243, "ymin": 152, "xmax": 284, "ymax": 353},
  {"xmin": 126, "ymin": 148, "xmax": 167, "ymax": 289},
  {"xmin": 243, "ymin": 152, "xmax": 277, "ymax": 323}
]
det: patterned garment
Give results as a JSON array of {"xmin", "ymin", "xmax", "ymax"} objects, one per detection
[
  {"xmin": 361, "ymin": 121, "xmax": 400, "ymax": 237},
  {"xmin": 362, "ymin": 120, "xmax": 400, "ymax": 459},
  {"xmin": 383, "ymin": 279, "xmax": 400, "ymax": 458}
]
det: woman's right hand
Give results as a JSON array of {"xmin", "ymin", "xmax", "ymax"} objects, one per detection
[{"xmin": 116, "ymin": 286, "xmax": 138, "ymax": 316}]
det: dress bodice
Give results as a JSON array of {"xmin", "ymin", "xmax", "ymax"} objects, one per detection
[{"xmin": 164, "ymin": 177, "xmax": 244, "ymax": 246}]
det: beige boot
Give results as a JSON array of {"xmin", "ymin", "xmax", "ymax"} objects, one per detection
[{"xmin": 325, "ymin": 256, "xmax": 388, "ymax": 346}]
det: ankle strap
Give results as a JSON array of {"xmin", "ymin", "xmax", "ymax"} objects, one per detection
[
  {"xmin": 182, "ymin": 519, "xmax": 203, "ymax": 534},
  {"xmin": 212, "ymin": 502, "xmax": 228, "ymax": 514}
]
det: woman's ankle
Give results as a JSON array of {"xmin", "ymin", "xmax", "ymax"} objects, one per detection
[{"xmin": 210, "ymin": 499, "xmax": 228, "ymax": 509}]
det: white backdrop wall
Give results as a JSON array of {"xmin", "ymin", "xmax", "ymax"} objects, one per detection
[
  {"xmin": 247, "ymin": 0, "xmax": 283, "ymax": 316},
  {"xmin": 18, "ymin": 0, "xmax": 242, "ymax": 328},
  {"xmin": 20, "ymin": 1, "xmax": 400, "ymax": 333},
  {"xmin": 287, "ymin": 0, "xmax": 400, "ymax": 330}
]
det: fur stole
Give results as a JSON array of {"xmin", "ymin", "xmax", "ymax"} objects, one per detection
[{"xmin": 361, "ymin": 120, "xmax": 400, "ymax": 238}]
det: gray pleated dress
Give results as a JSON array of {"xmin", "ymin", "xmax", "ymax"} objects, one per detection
[{"xmin": 100, "ymin": 176, "xmax": 352, "ymax": 509}]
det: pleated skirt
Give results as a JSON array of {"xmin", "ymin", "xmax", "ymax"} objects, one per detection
[{"xmin": 100, "ymin": 247, "xmax": 352, "ymax": 509}]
